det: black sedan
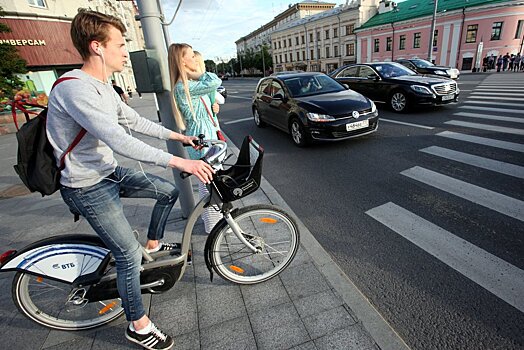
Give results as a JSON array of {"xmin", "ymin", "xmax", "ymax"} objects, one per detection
[
  {"xmin": 329, "ymin": 62, "xmax": 459, "ymax": 113},
  {"xmin": 252, "ymin": 72, "xmax": 378, "ymax": 147},
  {"xmin": 396, "ymin": 58, "xmax": 460, "ymax": 80}
]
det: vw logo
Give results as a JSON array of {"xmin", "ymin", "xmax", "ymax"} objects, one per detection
[
  {"xmin": 352, "ymin": 111, "xmax": 360, "ymax": 119},
  {"xmin": 233, "ymin": 188, "xmax": 243, "ymax": 197}
]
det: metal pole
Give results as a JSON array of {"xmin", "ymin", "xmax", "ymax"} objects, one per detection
[
  {"xmin": 261, "ymin": 45, "xmax": 266, "ymax": 77},
  {"xmin": 238, "ymin": 51, "xmax": 243, "ymax": 77},
  {"xmin": 427, "ymin": 0, "xmax": 438, "ymax": 62},
  {"xmin": 135, "ymin": 0, "xmax": 195, "ymax": 217}
]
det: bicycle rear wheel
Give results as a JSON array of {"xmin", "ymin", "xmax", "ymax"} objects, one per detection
[
  {"xmin": 207, "ymin": 204, "xmax": 300, "ymax": 284},
  {"xmin": 12, "ymin": 272, "xmax": 124, "ymax": 330}
]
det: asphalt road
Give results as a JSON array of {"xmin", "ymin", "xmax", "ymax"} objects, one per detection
[{"xmin": 217, "ymin": 73, "xmax": 524, "ymax": 350}]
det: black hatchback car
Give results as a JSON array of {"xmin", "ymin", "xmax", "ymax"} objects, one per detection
[
  {"xmin": 252, "ymin": 72, "xmax": 378, "ymax": 147},
  {"xmin": 329, "ymin": 62, "xmax": 459, "ymax": 112},
  {"xmin": 395, "ymin": 58, "xmax": 460, "ymax": 80}
]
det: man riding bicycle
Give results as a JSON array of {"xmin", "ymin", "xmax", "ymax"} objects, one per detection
[{"xmin": 46, "ymin": 9, "xmax": 214, "ymax": 350}]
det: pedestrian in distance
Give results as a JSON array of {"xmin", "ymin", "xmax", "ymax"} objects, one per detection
[
  {"xmin": 496, "ymin": 55, "xmax": 503, "ymax": 72},
  {"xmin": 513, "ymin": 53, "xmax": 521, "ymax": 72},
  {"xmin": 509, "ymin": 54, "xmax": 515, "ymax": 71},
  {"xmin": 127, "ymin": 85, "xmax": 133, "ymax": 99},
  {"xmin": 111, "ymin": 79, "xmax": 128, "ymax": 104},
  {"xmin": 167, "ymin": 44, "xmax": 223, "ymax": 234},
  {"xmin": 502, "ymin": 53, "xmax": 509, "ymax": 71},
  {"xmin": 482, "ymin": 55, "xmax": 488, "ymax": 72},
  {"xmin": 488, "ymin": 54, "xmax": 495, "ymax": 71},
  {"xmin": 46, "ymin": 9, "xmax": 214, "ymax": 350}
]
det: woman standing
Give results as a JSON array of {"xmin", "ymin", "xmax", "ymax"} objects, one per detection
[{"xmin": 168, "ymin": 43, "xmax": 223, "ymax": 234}]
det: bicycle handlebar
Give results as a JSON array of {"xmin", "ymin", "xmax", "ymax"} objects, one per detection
[{"xmin": 180, "ymin": 136, "xmax": 228, "ymax": 179}]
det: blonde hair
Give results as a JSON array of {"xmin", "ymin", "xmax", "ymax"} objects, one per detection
[
  {"xmin": 168, "ymin": 43, "xmax": 194, "ymax": 131},
  {"xmin": 194, "ymin": 51, "xmax": 206, "ymax": 74}
]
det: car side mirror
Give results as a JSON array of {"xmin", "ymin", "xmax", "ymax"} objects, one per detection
[
  {"xmin": 367, "ymin": 74, "xmax": 379, "ymax": 81},
  {"xmin": 342, "ymin": 83, "xmax": 350, "ymax": 90}
]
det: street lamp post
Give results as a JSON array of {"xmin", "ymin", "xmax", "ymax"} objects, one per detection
[
  {"xmin": 260, "ymin": 45, "xmax": 266, "ymax": 77},
  {"xmin": 427, "ymin": 0, "xmax": 438, "ymax": 62}
]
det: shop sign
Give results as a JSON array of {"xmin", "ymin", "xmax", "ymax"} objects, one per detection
[{"xmin": 0, "ymin": 39, "xmax": 46, "ymax": 46}]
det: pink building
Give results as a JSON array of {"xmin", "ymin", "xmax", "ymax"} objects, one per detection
[{"xmin": 355, "ymin": 0, "xmax": 524, "ymax": 70}]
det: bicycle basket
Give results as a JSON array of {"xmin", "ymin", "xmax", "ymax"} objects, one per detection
[{"xmin": 211, "ymin": 136, "xmax": 264, "ymax": 202}]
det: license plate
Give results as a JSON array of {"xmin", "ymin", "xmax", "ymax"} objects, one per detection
[
  {"xmin": 442, "ymin": 94, "xmax": 454, "ymax": 101},
  {"xmin": 346, "ymin": 119, "xmax": 369, "ymax": 131}
]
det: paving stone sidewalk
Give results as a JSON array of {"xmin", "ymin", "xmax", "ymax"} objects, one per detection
[{"xmin": 0, "ymin": 94, "xmax": 407, "ymax": 350}]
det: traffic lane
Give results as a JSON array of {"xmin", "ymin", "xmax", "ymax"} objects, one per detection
[{"xmin": 217, "ymin": 92, "xmax": 524, "ymax": 349}]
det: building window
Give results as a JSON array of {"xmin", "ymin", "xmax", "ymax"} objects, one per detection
[
  {"xmin": 279, "ymin": 41, "xmax": 282, "ymax": 49},
  {"xmin": 399, "ymin": 35, "xmax": 406, "ymax": 50},
  {"xmin": 279, "ymin": 54, "xmax": 282, "ymax": 63},
  {"xmin": 433, "ymin": 29, "xmax": 438, "ymax": 47},
  {"xmin": 334, "ymin": 45, "xmax": 338, "ymax": 57},
  {"xmin": 311, "ymin": 49, "xmax": 314, "ymax": 59},
  {"xmin": 386, "ymin": 37, "xmax": 392, "ymax": 51},
  {"xmin": 288, "ymin": 38, "xmax": 292, "ymax": 46},
  {"xmin": 301, "ymin": 35, "xmax": 305, "ymax": 44},
  {"xmin": 317, "ymin": 31, "xmax": 320, "ymax": 41},
  {"xmin": 346, "ymin": 24, "xmax": 354, "ymax": 35},
  {"xmin": 466, "ymin": 24, "xmax": 478, "ymax": 43},
  {"xmin": 346, "ymin": 43, "xmax": 354, "ymax": 56},
  {"xmin": 284, "ymin": 53, "xmax": 287, "ymax": 62},
  {"xmin": 413, "ymin": 32, "xmax": 421, "ymax": 48},
  {"xmin": 275, "ymin": 55, "xmax": 278, "ymax": 64},
  {"xmin": 374, "ymin": 38, "xmax": 380, "ymax": 53},
  {"xmin": 515, "ymin": 20, "xmax": 524, "ymax": 39},
  {"xmin": 302, "ymin": 51, "xmax": 306, "ymax": 60},
  {"xmin": 326, "ymin": 46, "xmax": 330, "ymax": 58},
  {"xmin": 317, "ymin": 48, "xmax": 321, "ymax": 59},
  {"xmin": 27, "ymin": 0, "xmax": 46, "ymax": 7},
  {"xmin": 290, "ymin": 53, "xmax": 293, "ymax": 62},
  {"xmin": 296, "ymin": 37, "xmax": 299, "ymax": 45},
  {"xmin": 309, "ymin": 33, "xmax": 313, "ymax": 42},
  {"xmin": 325, "ymin": 29, "xmax": 330, "ymax": 39},
  {"xmin": 491, "ymin": 22, "xmax": 503, "ymax": 40},
  {"xmin": 274, "ymin": 42, "xmax": 277, "ymax": 50},
  {"xmin": 333, "ymin": 28, "xmax": 338, "ymax": 38}
]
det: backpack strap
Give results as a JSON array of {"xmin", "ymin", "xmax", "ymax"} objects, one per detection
[{"xmin": 58, "ymin": 128, "xmax": 87, "ymax": 170}]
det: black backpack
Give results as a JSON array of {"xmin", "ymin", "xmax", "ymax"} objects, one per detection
[{"xmin": 12, "ymin": 77, "xmax": 86, "ymax": 196}]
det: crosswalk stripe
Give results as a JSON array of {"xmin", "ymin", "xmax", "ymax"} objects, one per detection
[
  {"xmin": 471, "ymin": 92, "xmax": 524, "ymax": 97},
  {"xmin": 453, "ymin": 112, "xmax": 524, "ymax": 124},
  {"xmin": 473, "ymin": 89, "xmax": 522, "ymax": 93},
  {"xmin": 463, "ymin": 101, "xmax": 524, "ymax": 108},
  {"xmin": 224, "ymin": 117, "xmax": 252, "ymax": 125},
  {"xmin": 436, "ymin": 131, "xmax": 524, "ymax": 153},
  {"xmin": 379, "ymin": 118, "xmax": 434, "ymax": 129},
  {"xmin": 400, "ymin": 166, "xmax": 524, "ymax": 221},
  {"xmin": 469, "ymin": 96, "xmax": 523, "ymax": 101},
  {"xmin": 366, "ymin": 202, "xmax": 524, "ymax": 313},
  {"xmin": 457, "ymin": 105, "xmax": 522, "ymax": 114},
  {"xmin": 420, "ymin": 146, "xmax": 524, "ymax": 179},
  {"xmin": 445, "ymin": 120, "xmax": 524, "ymax": 135}
]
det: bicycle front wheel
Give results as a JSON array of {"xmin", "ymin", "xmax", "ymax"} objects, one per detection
[
  {"xmin": 12, "ymin": 272, "xmax": 124, "ymax": 331},
  {"xmin": 207, "ymin": 204, "xmax": 300, "ymax": 284}
]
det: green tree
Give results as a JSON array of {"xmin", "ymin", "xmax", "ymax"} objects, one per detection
[
  {"xmin": 0, "ymin": 6, "xmax": 27, "ymax": 99},
  {"xmin": 204, "ymin": 59, "xmax": 216, "ymax": 73}
]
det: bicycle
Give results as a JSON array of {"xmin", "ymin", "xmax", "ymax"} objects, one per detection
[{"xmin": 0, "ymin": 135, "xmax": 300, "ymax": 331}]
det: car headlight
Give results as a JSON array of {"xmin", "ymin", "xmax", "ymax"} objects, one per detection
[
  {"xmin": 410, "ymin": 85, "xmax": 433, "ymax": 95},
  {"xmin": 306, "ymin": 112, "xmax": 335, "ymax": 122},
  {"xmin": 370, "ymin": 100, "xmax": 377, "ymax": 113},
  {"xmin": 434, "ymin": 70, "xmax": 447, "ymax": 75}
]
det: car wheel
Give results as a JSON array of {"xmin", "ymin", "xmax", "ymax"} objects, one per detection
[
  {"xmin": 289, "ymin": 118, "xmax": 308, "ymax": 147},
  {"xmin": 253, "ymin": 108, "xmax": 265, "ymax": 127},
  {"xmin": 390, "ymin": 90, "xmax": 409, "ymax": 112}
]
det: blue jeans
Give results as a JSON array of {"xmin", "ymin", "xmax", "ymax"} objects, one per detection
[{"xmin": 60, "ymin": 166, "xmax": 179, "ymax": 321}]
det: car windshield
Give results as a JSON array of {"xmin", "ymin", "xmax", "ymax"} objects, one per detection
[
  {"xmin": 374, "ymin": 63, "xmax": 417, "ymax": 78},
  {"xmin": 283, "ymin": 75, "xmax": 344, "ymax": 97},
  {"xmin": 411, "ymin": 59, "xmax": 434, "ymax": 68}
]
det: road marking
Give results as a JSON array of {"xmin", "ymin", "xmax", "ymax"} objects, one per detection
[
  {"xmin": 473, "ymin": 89, "xmax": 523, "ymax": 93},
  {"xmin": 458, "ymin": 105, "xmax": 522, "ymax": 114},
  {"xmin": 227, "ymin": 95, "xmax": 252, "ymax": 100},
  {"xmin": 437, "ymin": 131, "xmax": 524, "ymax": 153},
  {"xmin": 453, "ymin": 112, "xmax": 524, "ymax": 123},
  {"xmin": 463, "ymin": 101, "xmax": 524, "ymax": 108},
  {"xmin": 445, "ymin": 120, "xmax": 524, "ymax": 135},
  {"xmin": 380, "ymin": 118, "xmax": 434, "ymax": 129},
  {"xmin": 471, "ymin": 92, "xmax": 524, "ymax": 97},
  {"xmin": 366, "ymin": 202, "xmax": 524, "ymax": 313},
  {"xmin": 469, "ymin": 96, "xmax": 523, "ymax": 101},
  {"xmin": 224, "ymin": 117, "xmax": 252, "ymax": 125},
  {"xmin": 420, "ymin": 146, "xmax": 524, "ymax": 179},
  {"xmin": 400, "ymin": 166, "xmax": 524, "ymax": 221}
]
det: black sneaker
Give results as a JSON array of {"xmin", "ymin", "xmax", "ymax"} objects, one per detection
[
  {"xmin": 145, "ymin": 242, "xmax": 181, "ymax": 254},
  {"xmin": 125, "ymin": 323, "xmax": 174, "ymax": 350}
]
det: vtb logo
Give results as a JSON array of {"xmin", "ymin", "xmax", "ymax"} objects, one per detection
[{"xmin": 52, "ymin": 263, "xmax": 76, "ymax": 269}]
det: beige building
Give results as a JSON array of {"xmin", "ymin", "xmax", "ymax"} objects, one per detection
[
  {"xmin": 235, "ymin": 1, "xmax": 337, "ymax": 73},
  {"xmin": 0, "ymin": 0, "xmax": 144, "ymax": 95},
  {"xmin": 271, "ymin": 0, "xmax": 379, "ymax": 73}
]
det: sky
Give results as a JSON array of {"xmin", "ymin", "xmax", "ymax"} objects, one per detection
[{"xmin": 160, "ymin": 0, "xmax": 351, "ymax": 62}]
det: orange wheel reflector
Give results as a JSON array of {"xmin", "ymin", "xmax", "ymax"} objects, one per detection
[
  {"xmin": 259, "ymin": 217, "xmax": 278, "ymax": 224},
  {"xmin": 229, "ymin": 265, "xmax": 245, "ymax": 274},
  {"xmin": 99, "ymin": 301, "xmax": 118, "ymax": 315},
  {"xmin": 36, "ymin": 277, "xmax": 43, "ymax": 283}
]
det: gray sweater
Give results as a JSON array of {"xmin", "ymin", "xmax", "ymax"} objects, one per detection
[{"xmin": 47, "ymin": 69, "xmax": 173, "ymax": 188}]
